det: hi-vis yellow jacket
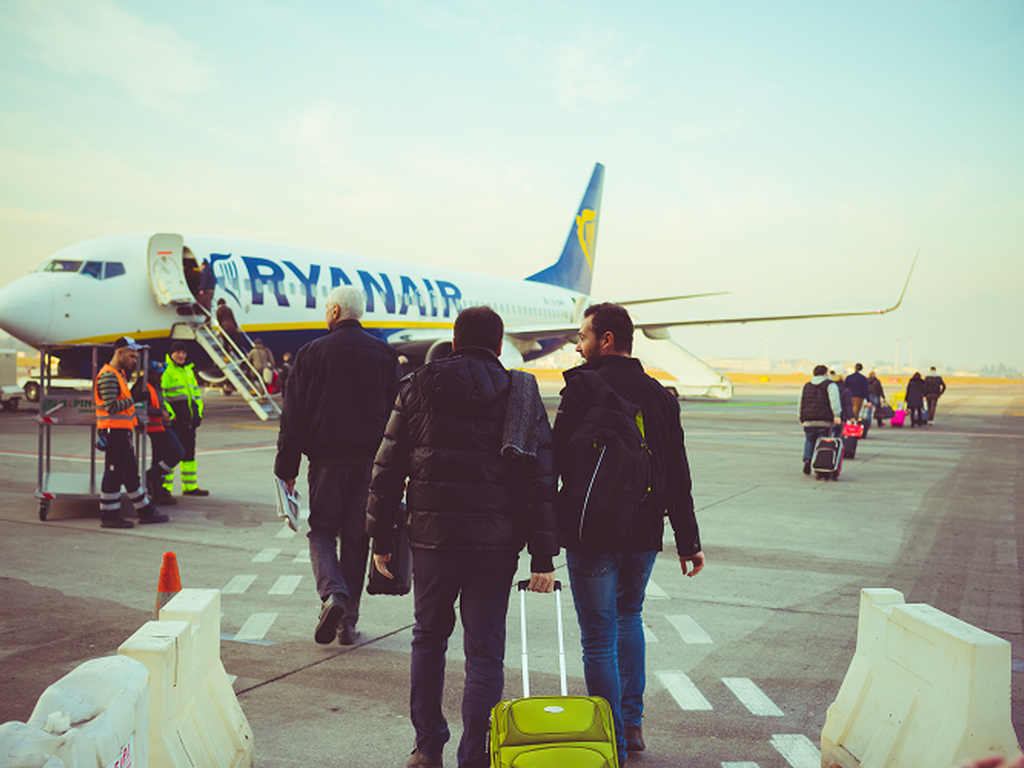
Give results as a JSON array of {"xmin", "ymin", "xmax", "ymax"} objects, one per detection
[{"xmin": 162, "ymin": 356, "xmax": 204, "ymax": 422}]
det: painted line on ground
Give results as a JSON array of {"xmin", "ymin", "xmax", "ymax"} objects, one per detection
[
  {"xmin": 268, "ymin": 575, "xmax": 303, "ymax": 596},
  {"xmin": 234, "ymin": 612, "xmax": 278, "ymax": 641},
  {"xmin": 643, "ymin": 625, "xmax": 659, "ymax": 644},
  {"xmin": 722, "ymin": 677, "xmax": 784, "ymax": 716},
  {"xmin": 770, "ymin": 734, "xmax": 820, "ymax": 768},
  {"xmin": 222, "ymin": 574, "xmax": 257, "ymax": 595},
  {"xmin": 646, "ymin": 579, "xmax": 669, "ymax": 598},
  {"xmin": 722, "ymin": 762, "xmax": 759, "ymax": 768},
  {"xmin": 667, "ymin": 614, "xmax": 713, "ymax": 644},
  {"xmin": 656, "ymin": 671, "xmax": 713, "ymax": 711},
  {"xmin": 276, "ymin": 526, "xmax": 298, "ymax": 539},
  {"xmin": 292, "ymin": 550, "xmax": 311, "ymax": 563},
  {"xmin": 252, "ymin": 547, "xmax": 281, "ymax": 563}
]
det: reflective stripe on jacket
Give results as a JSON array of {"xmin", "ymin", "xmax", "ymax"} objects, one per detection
[
  {"xmin": 94, "ymin": 363, "xmax": 137, "ymax": 429},
  {"xmin": 162, "ymin": 356, "xmax": 204, "ymax": 421}
]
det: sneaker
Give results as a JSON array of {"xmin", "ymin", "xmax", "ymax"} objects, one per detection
[
  {"xmin": 337, "ymin": 625, "xmax": 360, "ymax": 646},
  {"xmin": 315, "ymin": 595, "xmax": 347, "ymax": 645},
  {"xmin": 802, "ymin": 459, "xmax": 811, "ymax": 475},
  {"xmin": 625, "ymin": 725, "xmax": 646, "ymax": 752},
  {"xmin": 407, "ymin": 748, "xmax": 443, "ymax": 767},
  {"xmin": 101, "ymin": 516, "xmax": 134, "ymax": 529},
  {"xmin": 137, "ymin": 506, "xmax": 170, "ymax": 524},
  {"xmin": 183, "ymin": 488, "xmax": 210, "ymax": 497}
]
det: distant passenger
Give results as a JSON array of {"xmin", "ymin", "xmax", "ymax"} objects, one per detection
[
  {"xmin": 867, "ymin": 371, "xmax": 886, "ymax": 426},
  {"xmin": 215, "ymin": 298, "xmax": 244, "ymax": 348},
  {"xmin": 276, "ymin": 286, "xmax": 401, "ymax": 647},
  {"xmin": 923, "ymin": 366, "xmax": 947, "ymax": 423},
  {"xmin": 845, "ymin": 363, "xmax": 870, "ymax": 421},
  {"xmin": 905, "ymin": 372, "xmax": 926, "ymax": 426},
  {"xmin": 831, "ymin": 372, "xmax": 855, "ymax": 424},
  {"xmin": 248, "ymin": 338, "xmax": 275, "ymax": 387},
  {"xmin": 197, "ymin": 259, "xmax": 215, "ymax": 314},
  {"xmin": 799, "ymin": 365, "xmax": 842, "ymax": 475},
  {"xmin": 278, "ymin": 351, "xmax": 293, "ymax": 397}
]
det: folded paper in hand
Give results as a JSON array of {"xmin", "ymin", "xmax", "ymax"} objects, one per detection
[{"xmin": 275, "ymin": 477, "xmax": 300, "ymax": 532}]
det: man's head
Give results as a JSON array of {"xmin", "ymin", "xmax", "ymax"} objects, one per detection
[
  {"xmin": 813, "ymin": 364, "xmax": 828, "ymax": 377},
  {"xmin": 217, "ymin": 298, "xmax": 226, "ymax": 307},
  {"xmin": 325, "ymin": 286, "xmax": 365, "ymax": 329},
  {"xmin": 452, "ymin": 306, "xmax": 503, "ymax": 354},
  {"xmin": 112, "ymin": 336, "xmax": 140, "ymax": 372},
  {"xmin": 170, "ymin": 340, "xmax": 188, "ymax": 366},
  {"xmin": 929, "ymin": 366, "xmax": 937, "ymax": 373},
  {"xmin": 253, "ymin": 338, "xmax": 264, "ymax": 347},
  {"xmin": 148, "ymin": 360, "xmax": 166, "ymax": 380},
  {"xmin": 577, "ymin": 303, "xmax": 633, "ymax": 362},
  {"xmin": 868, "ymin": 370, "xmax": 877, "ymax": 379},
  {"xmin": 855, "ymin": 362, "xmax": 863, "ymax": 372}
]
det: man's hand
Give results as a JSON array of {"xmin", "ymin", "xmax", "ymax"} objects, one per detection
[
  {"xmin": 283, "ymin": 478, "xmax": 296, "ymax": 495},
  {"xmin": 527, "ymin": 572, "xmax": 555, "ymax": 593},
  {"xmin": 680, "ymin": 551, "xmax": 705, "ymax": 577},
  {"xmin": 374, "ymin": 553, "xmax": 393, "ymax": 579}
]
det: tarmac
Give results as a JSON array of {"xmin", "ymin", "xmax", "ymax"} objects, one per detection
[{"xmin": 0, "ymin": 378, "xmax": 1022, "ymax": 767}]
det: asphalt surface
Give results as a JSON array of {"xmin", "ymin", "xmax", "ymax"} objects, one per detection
[{"xmin": 0, "ymin": 380, "xmax": 1021, "ymax": 767}]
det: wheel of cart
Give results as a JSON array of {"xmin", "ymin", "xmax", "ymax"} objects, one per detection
[{"xmin": 35, "ymin": 343, "xmax": 149, "ymax": 521}]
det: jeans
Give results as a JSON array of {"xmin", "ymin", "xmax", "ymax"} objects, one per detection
[
  {"xmin": 925, "ymin": 395, "xmax": 939, "ymax": 421},
  {"xmin": 803, "ymin": 426, "xmax": 832, "ymax": 461},
  {"xmin": 409, "ymin": 548, "xmax": 517, "ymax": 768},
  {"xmin": 566, "ymin": 549, "xmax": 657, "ymax": 765},
  {"xmin": 307, "ymin": 462, "xmax": 372, "ymax": 630}
]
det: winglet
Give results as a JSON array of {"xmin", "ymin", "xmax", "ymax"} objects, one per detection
[{"xmin": 877, "ymin": 249, "xmax": 919, "ymax": 314}]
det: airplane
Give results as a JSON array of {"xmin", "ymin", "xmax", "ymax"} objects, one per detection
[{"xmin": 0, "ymin": 163, "xmax": 917, "ymax": 418}]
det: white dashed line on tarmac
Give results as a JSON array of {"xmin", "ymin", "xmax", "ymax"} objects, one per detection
[
  {"xmin": 222, "ymin": 574, "xmax": 258, "ymax": 594},
  {"xmin": 235, "ymin": 612, "xmax": 278, "ymax": 641},
  {"xmin": 656, "ymin": 670, "xmax": 713, "ymax": 710},
  {"xmin": 275, "ymin": 526, "xmax": 298, "ymax": 539},
  {"xmin": 252, "ymin": 547, "xmax": 282, "ymax": 563},
  {"xmin": 292, "ymin": 550, "xmax": 311, "ymax": 563},
  {"xmin": 643, "ymin": 624, "xmax": 659, "ymax": 643},
  {"xmin": 722, "ymin": 677, "xmax": 784, "ymax": 716},
  {"xmin": 667, "ymin": 614, "xmax": 713, "ymax": 644},
  {"xmin": 646, "ymin": 579, "xmax": 669, "ymax": 598},
  {"xmin": 268, "ymin": 575, "xmax": 303, "ymax": 595},
  {"xmin": 770, "ymin": 734, "xmax": 820, "ymax": 768},
  {"xmin": 722, "ymin": 762, "xmax": 759, "ymax": 768}
]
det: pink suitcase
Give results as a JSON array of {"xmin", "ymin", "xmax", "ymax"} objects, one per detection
[{"xmin": 890, "ymin": 410, "xmax": 906, "ymax": 427}]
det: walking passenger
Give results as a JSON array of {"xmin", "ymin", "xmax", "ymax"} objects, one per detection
[
  {"xmin": 845, "ymin": 363, "xmax": 870, "ymax": 421},
  {"xmin": 276, "ymin": 286, "xmax": 401, "ymax": 646},
  {"xmin": 924, "ymin": 366, "xmax": 947, "ymax": 423},
  {"xmin": 162, "ymin": 341, "xmax": 209, "ymax": 497},
  {"xmin": 905, "ymin": 372, "xmax": 926, "ymax": 426},
  {"xmin": 553, "ymin": 302, "xmax": 704, "ymax": 764},
  {"xmin": 799, "ymin": 365, "xmax": 842, "ymax": 474},
  {"xmin": 867, "ymin": 371, "xmax": 886, "ymax": 427},
  {"xmin": 366, "ymin": 306, "xmax": 557, "ymax": 768}
]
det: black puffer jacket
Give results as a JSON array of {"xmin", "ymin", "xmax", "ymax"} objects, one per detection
[
  {"xmin": 275, "ymin": 319, "xmax": 401, "ymax": 478},
  {"xmin": 366, "ymin": 347, "xmax": 559, "ymax": 572}
]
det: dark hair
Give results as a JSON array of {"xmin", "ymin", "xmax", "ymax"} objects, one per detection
[
  {"xmin": 583, "ymin": 302, "xmax": 633, "ymax": 354},
  {"xmin": 813, "ymin": 364, "xmax": 828, "ymax": 376},
  {"xmin": 453, "ymin": 306, "xmax": 503, "ymax": 353},
  {"xmin": 855, "ymin": 362, "xmax": 863, "ymax": 371}
]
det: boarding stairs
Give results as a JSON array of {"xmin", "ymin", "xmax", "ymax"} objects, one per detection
[{"xmin": 189, "ymin": 317, "xmax": 281, "ymax": 421}]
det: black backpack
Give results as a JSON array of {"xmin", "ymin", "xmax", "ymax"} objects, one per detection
[{"xmin": 559, "ymin": 371, "xmax": 653, "ymax": 549}]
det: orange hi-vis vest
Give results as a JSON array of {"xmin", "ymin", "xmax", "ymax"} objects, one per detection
[
  {"xmin": 94, "ymin": 363, "xmax": 138, "ymax": 430},
  {"xmin": 146, "ymin": 382, "xmax": 166, "ymax": 434}
]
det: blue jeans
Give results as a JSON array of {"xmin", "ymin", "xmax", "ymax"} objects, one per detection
[
  {"xmin": 306, "ymin": 462, "xmax": 372, "ymax": 630},
  {"xmin": 409, "ymin": 548, "xmax": 517, "ymax": 768},
  {"xmin": 566, "ymin": 549, "xmax": 657, "ymax": 765},
  {"xmin": 803, "ymin": 426, "xmax": 832, "ymax": 461}
]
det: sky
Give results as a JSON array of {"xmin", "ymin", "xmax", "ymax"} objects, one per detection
[{"xmin": 1, "ymin": 0, "xmax": 1021, "ymax": 371}]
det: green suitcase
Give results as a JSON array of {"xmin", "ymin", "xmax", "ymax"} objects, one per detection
[{"xmin": 489, "ymin": 582, "xmax": 619, "ymax": 768}]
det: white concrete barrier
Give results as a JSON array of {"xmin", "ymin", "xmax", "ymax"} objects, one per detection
[
  {"xmin": 822, "ymin": 588, "xmax": 1020, "ymax": 768},
  {"xmin": 119, "ymin": 588, "xmax": 253, "ymax": 768},
  {"xmin": 0, "ymin": 654, "xmax": 149, "ymax": 768}
]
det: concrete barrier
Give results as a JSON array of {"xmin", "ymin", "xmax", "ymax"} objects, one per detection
[
  {"xmin": 0, "ymin": 654, "xmax": 149, "ymax": 768},
  {"xmin": 821, "ymin": 588, "xmax": 1020, "ymax": 768},
  {"xmin": 120, "ymin": 588, "xmax": 253, "ymax": 768}
]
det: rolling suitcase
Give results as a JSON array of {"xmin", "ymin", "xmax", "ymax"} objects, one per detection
[
  {"xmin": 489, "ymin": 581, "xmax": 619, "ymax": 768},
  {"xmin": 890, "ymin": 409, "xmax": 906, "ymax": 428},
  {"xmin": 841, "ymin": 421, "xmax": 862, "ymax": 459},
  {"xmin": 812, "ymin": 430, "xmax": 843, "ymax": 481}
]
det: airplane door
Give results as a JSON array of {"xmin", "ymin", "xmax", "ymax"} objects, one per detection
[{"xmin": 148, "ymin": 233, "xmax": 194, "ymax": 305}]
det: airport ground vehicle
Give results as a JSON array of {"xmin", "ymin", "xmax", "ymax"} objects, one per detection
[{"xmin": 0, "ymin": 348, "xmax": 22, "ymax": 411}]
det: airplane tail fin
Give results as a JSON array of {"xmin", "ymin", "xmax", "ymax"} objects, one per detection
[{"xmin": 526, "ymin": 162, "xmax": 604, "ymax": 296}]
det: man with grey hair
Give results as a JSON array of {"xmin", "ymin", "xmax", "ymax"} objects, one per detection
[{"xmin": 276, "ymin": 285, "xmax": 402, "ymax": 645}]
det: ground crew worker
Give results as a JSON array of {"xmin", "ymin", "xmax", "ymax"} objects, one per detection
[
  {"xmin": 94, "ymin": 337, "xmax": 169, "ymax": 529},
  {"xmin": 162, "ymin": 341, "xmax": 210, "ymax": 497},
  {"xmin": 142, "ymin": 361, "xmax": 184, "ymax": 505}
]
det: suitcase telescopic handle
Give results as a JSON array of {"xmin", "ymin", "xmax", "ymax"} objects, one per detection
[{"xmin": 515, "ymin": 580, "xmax": 568, "ymax": 698}]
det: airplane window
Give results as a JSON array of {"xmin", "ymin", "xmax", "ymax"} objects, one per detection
[
  {"xmin": 244, "ymin": 279, "xmax": 251, "ymax": 291},
  {"xmin": 289, "ymin": 283, "xmax": 296, "ymax": 295},
  {"xmin": 44, "ymin": 260, "xmax": 83, "ymax": 273},
  {"xmin": 321, "ymin": 285, "xmax": 327, "ymax": 297},
  {"xmin": 105, "ymin": 262, "xmax": 126, "ymax": 279},
  {"xmin": 81, "ymin": 261, "xmax": 103, "ymax": 279}
]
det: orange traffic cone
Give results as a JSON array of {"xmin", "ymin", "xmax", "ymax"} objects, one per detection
[{"xmin": 153, "ymin": 551, "xmax": 182, "ymax": 618}]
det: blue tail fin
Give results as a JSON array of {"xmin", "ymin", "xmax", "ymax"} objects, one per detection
[{"xmin": 526, "ymin": 163, "xmax": 604, "ymax": 295}]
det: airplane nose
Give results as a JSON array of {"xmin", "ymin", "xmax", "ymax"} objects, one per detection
[{"xmin": 0, "ymin": 274, "xmax": 53, "ymax": 345}]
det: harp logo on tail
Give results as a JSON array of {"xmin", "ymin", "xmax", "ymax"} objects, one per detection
[{"xmin": 576, "ymin": 209, "xmax": 597, "ymax": 270}]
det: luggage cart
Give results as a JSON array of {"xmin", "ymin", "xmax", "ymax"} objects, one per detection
[{"xmin": 36, "ymin": 344, "xmax": 149, "ymax": 521}]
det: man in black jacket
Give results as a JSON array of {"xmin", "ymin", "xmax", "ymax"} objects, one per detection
[
  {"xmin": 275, "ymin": 285, "xmax": 401, "ymax": 646},
  {"xmin": 366, "ymin": 306, "xmax": 557, "ymax": 768},
  {"xmin": 553, "ymin": 302, "xmax": 704, "ymax": 764},
  {"xmin": 924, "ymin": 366, "xmax": 947, "ymax": 423}
]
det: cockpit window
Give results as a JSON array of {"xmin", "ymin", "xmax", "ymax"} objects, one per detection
[
  {"xmin": 104, "ymin": 262, "xmax": 126, "ymax": 279},
  {"xmin": 82, "ymin": 261, "xmax": 104, "ymax": 279},
  {"xmin": 43, "ymin": 260, "xmax": 83, "ymax": 273}
]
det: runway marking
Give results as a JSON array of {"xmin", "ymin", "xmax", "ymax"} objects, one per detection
[
  {"xmin": 656, "ymin": 671, "xmax": 713, "ymax": 710},
  {"xmin": 646, "ymin": 579, "xmax": 669, "ymax": 598},
  {"xmin": 276, "ymin": 526, "xmax": 297, "ymax": 539},
  {"xmin": 234, "ymin": 612, "xmax": 277, "ymax": 641},
  {"xmin": 643, "ymin": 625, "xmax": 659, "ymax": 643},
  {"xmin": 722, "ymin": 677, "xmax": 784, "ymax": 716},
  {"xmin": 252, "ymin": 547, "xmax": 281, "ymax": 563},
  {"xmin": 268, "ymin": 575, "xmax": 302, "ymax": 595},
  {"xmin": 667, "ymin": 614, "xmax": 713, "ymax": 644},
  {"xmin": 293, "ymin": 550, "xmax": 311, "ymax": 563},
  {"xmin": 722, "ymin": 763, "xmax": 759, "ymax": 768},
  {"xmin": 222, "ymin": 574, "xmax": 257, "ymax": 594},
  {"xmin": 770, "ymin": 734, "xmax": 820, "ymax": 768}
]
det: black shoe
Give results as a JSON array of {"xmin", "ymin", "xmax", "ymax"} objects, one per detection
[
  {"xmin": 315, "ymin": 595, "xmax": 347, "ymax": 645},
  {"xmin": 802, "ymin": 459, "xmax": 811, "ymax": 475},
  {"xmin": 150, "ymin": 490, "xmax": 177, "ymax": 506},
  {"xmin": 137, "ymin": 506, "xmax": 170, "ymax": 524},
  {"xmin": 337, "ymin": 625, "xmax": 360, "ymax": 646},
  {"xmin": 183, "ymin": 488, "xmax": 210, "ymax": 497},
  {"xmin": 101, "ymin": 516, "xmax": 134, "ymax": 529},
  {"xmin": 625, "ymin": 725, "xmax": 645, "ymax": 752}
]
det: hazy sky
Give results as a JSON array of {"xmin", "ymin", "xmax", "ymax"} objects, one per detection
[{"xmin": 1, "ymin": 1, "xmax": 1021, "ymax": 370}]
